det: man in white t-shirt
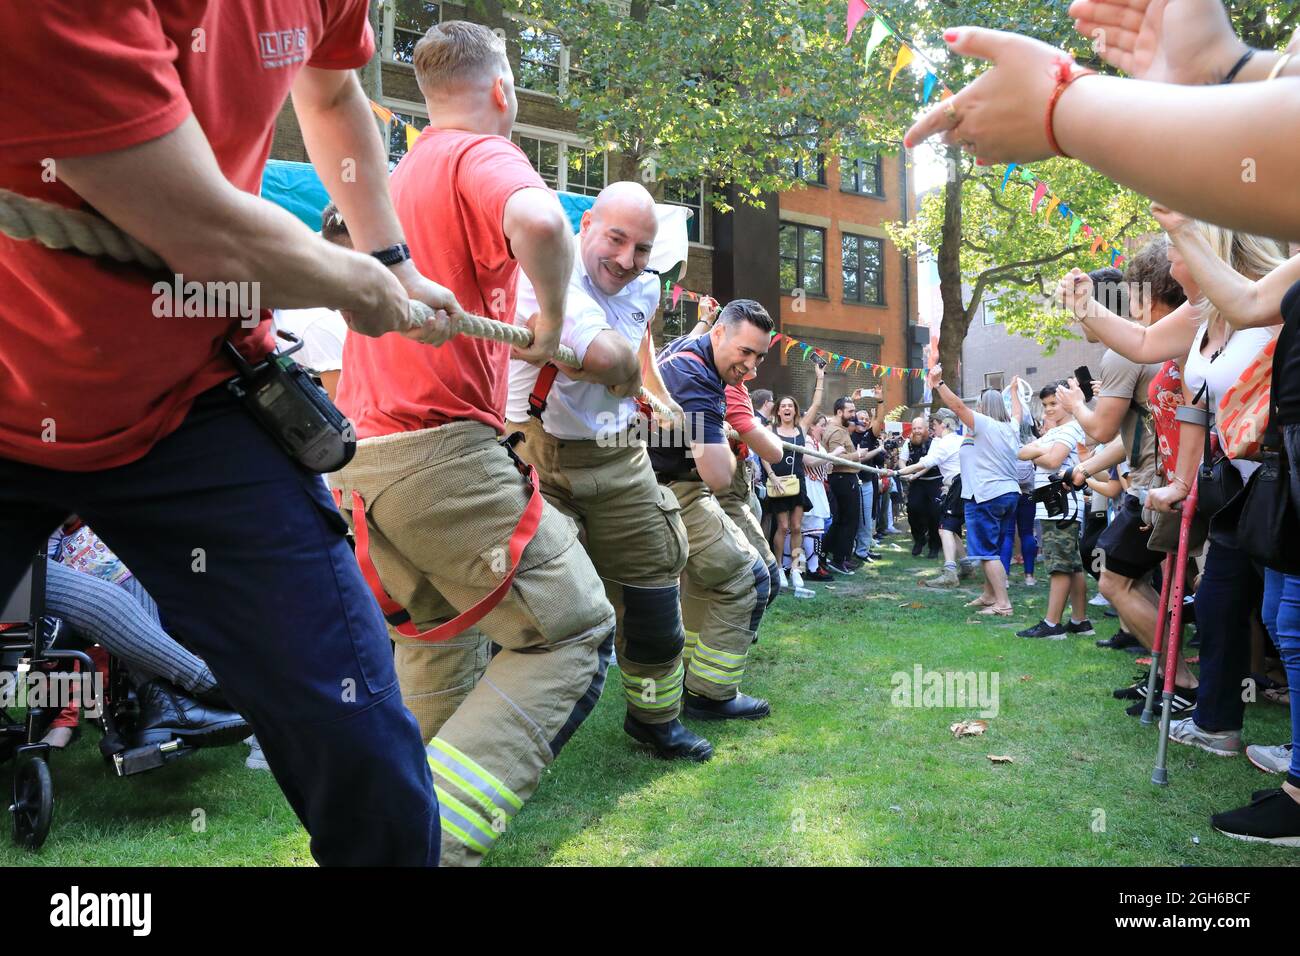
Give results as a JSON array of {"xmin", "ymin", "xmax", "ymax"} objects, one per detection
[
  {"xmin": 506, "ymin": 181, "xmax": 714, "ymax": 762},
  {"xmin": 1017, "ymin": 382, "xmax": 1094, "ymax": 639}
]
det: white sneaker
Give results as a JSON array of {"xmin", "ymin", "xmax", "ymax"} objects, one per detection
[
  {"xmin": 789, "ymin": 567, "xmax": 804, "ymax": 590},
  {"xmin": 1246, "ymin": 742, "xmax": 1294, "ymax": 774},
  {"xmin": 1089, "ymin": 593, "xmax": 1110, "ymax": 606},
  {"xmin": 1167, "ymin": 718, "xmax": 1242, "ymax": 757},
  {"xmin": 245, "ymin": 735, "xmax": 270, "ymax": 771},
  {"xmin": 778, "ymin": 567, "xmax": 788, "ymax": 589}
]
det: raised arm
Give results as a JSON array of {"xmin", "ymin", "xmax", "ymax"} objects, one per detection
[
  {"xmin": 926, "ymin": 365, "xmax": 974, "ymax": 430},
  {"xmin": 1153, "ymin": 206, "xmax": 1300, "ymax": 330},
  {"xmin": 1057, "ymin": 269, "xmax": 1199, "ymax": 365},
  {"xmin": 800, "ymin": 362, "xmax": 826, "ymax": 431}
]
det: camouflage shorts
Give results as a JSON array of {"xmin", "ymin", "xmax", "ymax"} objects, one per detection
[{"xmin": 1039, "ymin": 520, "xmax": 1084, "ymax": 575}]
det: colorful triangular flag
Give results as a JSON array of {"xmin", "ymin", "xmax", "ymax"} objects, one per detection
[
  {"xmin": 405, "ymin": 123, "xmax": 420, "ymax": 151},
  {"xmin": 1030, "ymin": 182, "xmax": 1048, "ymax": 213},
  {"xmin": 922, "ymin": 71, "xmax": 938, "ymax": 104},
  {"xmin": 862, "ymin": 17, "xmax": 891, "ymax": 68},
  {"xmin": 1001, "ymin": 164, "xmax": 1017, "ymax": 192},
  {"xmin": 846, "ymin": 0, "xmax": 871, "ymax": 43},
  {"xmin": 889, "ymin": 45, "xmax": 914, "ymax": 90}
]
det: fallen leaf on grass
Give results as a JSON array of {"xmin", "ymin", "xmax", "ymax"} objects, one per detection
[
  {"xmin": 898, "ymin": 601, "xmax": 925, "ymax": 609},
  {"xmin": 950, "ymin": 719, "xmax": 988, "ymax": 738},
  {"xmin": 987, "ymin": 755, "xmax": 1014, "ymax": 764},
  {"xmin": 1019, "ymin": 675, "xmax": 1033, "ymax": 682}
]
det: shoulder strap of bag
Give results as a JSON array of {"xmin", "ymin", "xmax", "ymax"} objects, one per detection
[{"xmin": 1265, "ymin": 316, "xmax": 1292, "ymax": 449}]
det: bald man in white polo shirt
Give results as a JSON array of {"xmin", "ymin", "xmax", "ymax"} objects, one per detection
[{"xmin": 506, "ymin": 182, "xmax": 713, "ymax": 762}]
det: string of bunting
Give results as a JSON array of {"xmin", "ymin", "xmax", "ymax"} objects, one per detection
[
  {"xmin": 771, "ymin": 330, "xmax": 928, "ymax": 379},
  {"xmin": 846, "ymin": 1, "xmax": 1125, "ymax": 267}
]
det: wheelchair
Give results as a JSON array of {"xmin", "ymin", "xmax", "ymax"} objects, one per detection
[{"xmin": 1, "ymin": 551, "xmax": 209, "ymax": 850}]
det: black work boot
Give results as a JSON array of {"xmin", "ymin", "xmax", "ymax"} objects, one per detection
[
  {"xmin": 131, "ymin": 679, "xmax": 251, "ymax": 749},
  {"xmin": 683, "ymin": 689, "xmax": 771, "ymax": 721},
  {"xmin": 624, "ymin": 714, "xmax": 713, "ymax": 761}
]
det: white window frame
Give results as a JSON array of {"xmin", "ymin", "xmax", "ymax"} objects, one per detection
[
  {"xmin": 381, "ymin": 2, "xmax": 443, "ymax": 64},
  {"xmin": 511, "ymin": 124, "xmax": 608, "ymax": 196},
  {"xmin": 381, "ymin": 98, "xmax": 430, "ymax": 167},
  {"xmin": 662, "ymin": 178, "xmax": 709, "ymax": 249}
]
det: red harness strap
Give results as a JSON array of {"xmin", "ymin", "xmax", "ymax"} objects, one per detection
[
  {"xmin": 332, "ymin": 456, "xmax": 544, "ymax": 643},
  {"xmin": 527, "ymin": 362, "xmax": 562, "ymax": 420}
]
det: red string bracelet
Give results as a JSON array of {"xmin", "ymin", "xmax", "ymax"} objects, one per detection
[{"xmin": 1045, "ymin": 56, "xmax": 1096, "ymax": 158}]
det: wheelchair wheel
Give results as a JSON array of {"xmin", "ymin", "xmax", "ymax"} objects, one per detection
[{"xmin": 11, "ymin": 756, "xmax": 53, "ymax": 850}]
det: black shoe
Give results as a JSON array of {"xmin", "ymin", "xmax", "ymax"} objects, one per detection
[
  {"xmin": 131, "ymin": 679, "xmax": 251, "ymax": 749},
  {"xmin": 623, "ymin": 714, "xmax": 713, "ymax": 761},
  {"xmin": 1065, "ymin": 618, "xmax": 1095, "ymax": 636},
  {"xmin": 1113, "ymin": 672, "xmax": 1150, "ymax": 699},
  {"xmin": 1212, "ymin": 789, "xmax": 1300, "ymax": 846},
  {"xmin": 926, "ymin": 550, "xmax": 941, "ymax": 560},
  {"xmin": 1253, "ymin": 787, "xmax": 1284, "ymax": 802},
  {"xmin": 1096, "ymin": 629, "xmax": 1139, "ymax": 650},
  {"xmin": 805, "ymin": 566, "xmax": 836, "ymax": 582},
  {"xmin": 911, "ymin": 543, "xmax": 924, "ymax": 556},
  {"xmin": 1018, "ymin": 620, "xmax": 1067, "ymax": 640},
  {"xmin": 684, "ymin": 690, "xmax": 771, "ymax": 721},
  {"xmin": 846, "ymin": 557, "xmax": 865, "ymax": 570},
  {"xmin": 1126, "ymin": 688, "xmax": 1196, "ymax": 718},
  {"xmin": 826, "ymin": 561, "xmax": 856, "ymax": 575}
]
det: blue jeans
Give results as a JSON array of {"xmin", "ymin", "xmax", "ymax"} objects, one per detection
[
  {"xmin": 0, "ymin": 387, "xmax": 437, "ymax": 865},
  {"xmin": 854, "ymin": 480, "xmax": 876, "ymax": 557},
  {"xmin": 999, "ymin": 493, "xmax": 1038, "ymax": 575},
  {"xmin": 1261, "ymin": 569, "xmax": 1300, "ymax": 785},
  {"xmin": 1190, "ymin": 538, "xmax": 1260, "ymax": 734}
]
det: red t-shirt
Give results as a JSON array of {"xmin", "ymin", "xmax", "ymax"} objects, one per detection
[
  {"xmin": 335, "ymin": 130, "xmax": 546, "ymax": 438},
  {"xmin": 0, "ymin": 0, "xmax": 373, "ymax": 471},
  {"xmin": 724, "ymin": 383, "xmax": 756, "ymax": 458}
]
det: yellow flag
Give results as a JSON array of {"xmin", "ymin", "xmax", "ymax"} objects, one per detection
[
  {"xmin": 888, "ymin": 45, "xmax": 914, "ymax": 90},
  {"xmin": 405, "ymin": 123, "xmax": 420, "ymax": 152}
]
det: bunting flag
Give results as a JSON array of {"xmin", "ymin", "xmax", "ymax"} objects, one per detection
[
  {"xmin": 921, "ymin": 71, "xmax": 938, "ymax": 104},
  {"xmin": 1030, "ymin": 182, "xmax": 1048, "ymax": 213},
  {"xmin": 1069, "ymin": 215, "xmax": 1084, "ymax": 241},
  {"xmin": 862, "ymin": 17, "xmax": 892, "ymax": 68},
  {"xmin": 1043, "ymin": 195, "xmax": 1061, "ymax": 220},
  {"xmin": 405, "ymin": 124, "xmax": 420, "ymax": 152},
  {"xmin": 1090, "ymin": 235, "xmax": 1106, "ymax": 254},
  {"xmin": 888, "ymin": 45, "xmax": 914, "ymax": 90},
  {"xmin": 1001, "ymin": 164, "xmax": 1016, "ymax": 192},
  {"xmin": 370, "ymin": 101, "xmax": 394, "ymax": 125},
  {"xmin": 671, "ymin": 284, "xmax": 682, "ymax": 308},
  {"xmin": 773, "ymin": 329, "xmax": 931, "ymax": 377},
  {"xmin": 846, "ymin": 0, "xmax": 871, "ymax": 42}
]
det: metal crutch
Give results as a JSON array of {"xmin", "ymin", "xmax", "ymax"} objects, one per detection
[
  {"xmin": 1139, "ymin": 553, "xmax": 1175, "ymax": 726},
  {"xmin": 1151, "ymin": 477, "xmax": 1200, "ymax": 786}
]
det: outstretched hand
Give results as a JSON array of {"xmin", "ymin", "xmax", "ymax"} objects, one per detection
[{"xmin": 1067, "ymin": 0, "xmax": 1246, "ymax": 85}]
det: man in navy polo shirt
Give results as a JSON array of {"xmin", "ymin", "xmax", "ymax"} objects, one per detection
[{"xmin": 652, "ymin": 300, "xmax": 775, "ymax": 720}]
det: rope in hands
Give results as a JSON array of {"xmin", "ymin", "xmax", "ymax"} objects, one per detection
[{"xmin": 0, "ymin": 186, "xmax": 886, "ymax": 476}]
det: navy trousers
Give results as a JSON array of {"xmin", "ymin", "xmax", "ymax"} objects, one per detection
[{"xmin": 0, "ymin": 388, "xmax": 437, "ymax": 866}]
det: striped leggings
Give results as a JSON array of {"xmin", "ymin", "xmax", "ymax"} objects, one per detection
[{"xmin": 45, "ymin": 560, "xmax": 215, "ymax": 694}]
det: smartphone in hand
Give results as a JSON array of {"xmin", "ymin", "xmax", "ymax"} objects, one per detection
[{"xmin": 1073, "ymin": 366, "xmax": 1095, "ymax": 403}]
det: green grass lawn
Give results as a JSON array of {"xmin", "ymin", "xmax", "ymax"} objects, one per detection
[{"xmin": 2, "ymin": 541, "xmax": 1296, "ymax": 866}]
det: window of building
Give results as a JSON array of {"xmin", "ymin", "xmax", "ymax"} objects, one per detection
[
  {"xmin": 984, "ymin": 372, "xmax": 1005, "ymax": 391},
  {"xmin": 1025, "ymin": 366, "xmax": 1038, "ymax": 376},
  {"xmin": 386, "ymin": 110, "xmax": 431, "ymax": 168},
  {"xmin": 383, "ymin": 1, "xmax": 441, "ymax": 64},
  {"xmin": 779, "ymin": 122, "xmax": 825, "ymax": 185},
  {"xmin": 779, "ymin": 223, "xmax": 825, "ymax": 296},
  {"xmin": 663, "ymin": 179, "xmax": 705, "ymax": 244},
  {"xmin": 839, "ymin": 154, "xmax": 883, "ymax": 197},
  {"xmin": 982, "ymin": 297, "xmax": 999, "ymax": 325},
  {"xmin": 566, "ymin": 146, "xmax": 606, "ymax": 197},
  {"xmin": 511, "ymin": 131, "xmax": 606, "ymax": 195},
  {"xmin": 841, "ymin": 233, "xmax": 884, "ymax": 306},
  {"xmin": 517, "ymin": 25, "xmax": 564, "ymax": 95}
]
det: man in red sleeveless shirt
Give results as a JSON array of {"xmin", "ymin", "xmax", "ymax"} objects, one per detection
[
  {"xmin": 328, "ymin": 21, "xmax": 616, "ymax": 866},
  {"xmin": 0, "ymin": 0, "xmax": 463, "ymax": 865}
]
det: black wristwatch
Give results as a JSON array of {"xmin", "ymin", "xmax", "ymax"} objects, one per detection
[{"xmin": 370, "ymin": 243, "xmax": 411, "ymax": 267}]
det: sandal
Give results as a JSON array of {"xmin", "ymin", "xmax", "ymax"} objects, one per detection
[
  {"xmin": 977, "ymin": 605, "xmax": 1014, "ymax": 617},
  {"xmin": 965, "ymin": 597, "xmax": 996, "ymax": 608}
]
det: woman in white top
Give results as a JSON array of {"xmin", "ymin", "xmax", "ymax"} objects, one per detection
[{"xmin": 1057, "ymin": 220, "xmax": 1288, "ymax": 760}]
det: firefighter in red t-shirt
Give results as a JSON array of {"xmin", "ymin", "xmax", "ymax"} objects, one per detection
[
  {"xmin": 0, "ymin": 1, "xmax": 469, "ymax": 865},
  {"xmin": 327, "ymin": 21, "xmax": 616, "ymax": 867}
]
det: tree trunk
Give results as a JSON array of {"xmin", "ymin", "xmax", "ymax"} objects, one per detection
[
  {"xmin": 935, "ymin": 147, "xmax": 969, "ymax": 406},
  {"xmin": 360, "ymin": 1, "xmax": 383, "ymax": 103}
]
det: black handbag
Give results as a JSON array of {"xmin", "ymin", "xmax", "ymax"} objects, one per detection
[
  {"xmin": 1237, "ymin": 319, "xmax": 1300, "ymax": 573},
  {"xmin": 1192, "ymin": 382, "xmax": 1244, "ymax": 521}
]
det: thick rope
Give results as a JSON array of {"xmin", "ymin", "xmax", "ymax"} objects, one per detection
[{"xmin": 0, "ymin": 186, "xmax": 883, "ymax": 475}]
